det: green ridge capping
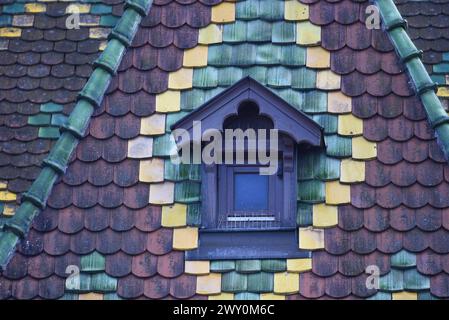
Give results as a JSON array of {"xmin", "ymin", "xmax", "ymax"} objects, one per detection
[
  {"xmin": 375, "ymin": 0, "xmax": 449, "ymax": 160},
  {"xmin": 0, "ymin": 0, "xmax": 154, "ymax": 271}
]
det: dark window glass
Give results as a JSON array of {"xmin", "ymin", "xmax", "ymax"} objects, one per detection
[{"xmin": 233, "ymin": 173, "xmax": 269, "ymax": 211}]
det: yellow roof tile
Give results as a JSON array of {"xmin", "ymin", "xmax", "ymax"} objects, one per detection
[
  {"xmin": 198, "ymin": 24, "xmax": 223, "ymax": 44},
  {"xmin": 340, "ymin": 159, "xmax": 365, "ymax": 183},
  {"xmin": 183, "ymin": 45, "xmax": 209, "ymax": 67},
  {"xmin": 149, "ymin": 182, "xmax": 174, "ymax": 205},
  {"xmin": 296, "ymin": 21, "xmax": 320, "ymax": 46},
  {"xmin": 173, "ymin": 227, "xmax": 198, "ymax": 250},
  {"xmin": 98, "ymin": 41, "xmax": 107, "ymax": 51},
  {"xmin": 185, "ymin": 260, "xmax": 210, "ymax": 275},
  {"xmin": 325, "ymin": 181, "xmax": 350, "ymax": 204},
  {"xmin": 316, "ymin": 70, "xmax": 341, "ymax": 90},
  {"xmin": 392, "ymin": 291, "xmax": 418, "ymax": 300},
  {"xmin": 2, "ymin": 204, "xmax": 15, "ymax": 216},
  {"xmin": 306, "ymin": 46, "xmax": 330, "ymax": 69},
  {"xmin": 25, "ymin": 3, "xmax": 46, "ymax": 13},
  {"xmin": 209, "ymin": 293, "xmax": 234, "ymax": 300},
  {"xmin": 260, "ymin": 293, "xmax": 285, "ymax": 300},
  {"xmin": 139, "ymin": 158, "xmax": 164, "ymax": 183},
  {"xmin": 127, "ymin": 136, "xmax": 153, "ymax": 159},
  {"xmin": 0, "ymin": 181, "xmax": 7, "ymax": 190},
  {"xmin": 273, "ymin": 272, "xmax": 299, "ymax": 294},
  {"xmin": 0, "ymin": 191, "xmax": 16, "ymax": 202},
  {"xmin": 328, "ymin": 91, "xmax": 352, "ymax": 113},
  {"xmin": 286, "ymin": 258, "xmax": 312, "ymax": 273},
  {"xmin": 66, "ymin": 4, "xmax": 91, "ymax": 14},
  {"xmin": 352, "ymin": 136, "xmax": 377, "ymax": 160},
  {"xmin": 298, "ymin": 227, "xmax": 324, "ymax": 250},
  {"xmin": 79, "ymin": 292, "xmax": 103, "ymax": 300},
  {"xmin": 89, "ymin": 28, "xmax": 110, "ymax": 39},
  {"xmin": 211, "ymin": 2, "xmax": 235, "ymax": 23},
  {"xmin": 168, "ymin": 68, "xmax": 193, "ymax": 90},
  {"xmin": 285, "ymin": 1, "xmax": 309, "ymax": 21},
  {"xmin": 197, "ymin": 273, "xmax": 222, "ymax": 295},
  {"xmin": 141, "ymin": 113, "xmax": 166, "ymax": 136},
  {"xmin": 0, "ymin": 28, "xmax": 21, "ymax": 38},
  {"xmin": 312, "ymin": 203, "xmax": 338, "ymax": 228},
  {"xmin": 338, "ymin": 114, "xmax": 363, "ymax": 136},
  {"xmin": 437, "ymin": 86, "xmax": 449, "ymax": 97},
  {"xmin": 161, "ymin": 203, "xmax": 187, "ymax": 227},
  {"xmin": 155, "ymin": 90, "xmax": 181, "ymax": 113}
]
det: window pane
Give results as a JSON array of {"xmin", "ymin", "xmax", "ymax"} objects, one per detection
[{"xmin": 234, "ymin": 173, "xmax": 268, "ymax": 211}]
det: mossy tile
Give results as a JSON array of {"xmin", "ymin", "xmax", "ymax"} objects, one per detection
[
  {"xmin": 90, "ymin": 273, "xmax": 117, "ymax": 292},
  {"xmin": 391, "ymin": 250, "xmax": 416, "ymax": 268},
  {"xmin": 193, "ymin": 67, "xmax": 218, "ymax": 88},
  {"xmin": 28, "ymin": 114, "xmax": 51, "ymax": 126},
  {"xmin": 247, "ymin": 272, "xmax": 274, "ymax": 293},
  {"xmin": 38, "ymin": 127, "xmax": 60, "ymax": 139},
  {"xmin": 246, "ymin": 20, "xmax": 272, "ymax": 42},
  {"xmin": 210, "ymin": 260, "xmax": 236, "ymax": 273},
  {"xmin": 235, "ymin": 292, "xmax": 260, "ymax": 300},
  {"xmin": 297, "ymin": 151, "xmax": 316, "ymax": 180},
  {"xmin": 236, "ymin": 260, "xmax": 262, "ymax": 273},
  {"xmin": 222, "ymin": 271, "xmax": 248, "ymax": 292},
  {"xmin": 81, "ymin": 251, "xmax": 105, "ymax": 272},
  {"xmin": 324, "ymin": 135, "xmax": 352, "ymax": 158},
  {"xmin": 314, "ymin": 154, "xmax": 340, "ymax": 180},
  {"xmin": 223, "ymin": 20, "xmax": 247, "ymax": 43},
  {"xmin": 272, "ymin": 21, "xmax": 296, "ymax": 43},
  {"xmin": 297, "ymin": 180, "xmax": 325, "ymax": 203},
  {"xmin": 261, "ymin": 259, "xmax": 286, "ymax": 272},
  {"xmin": 174, "ymin": 181, "xmax": 201, "ymax": 203}
]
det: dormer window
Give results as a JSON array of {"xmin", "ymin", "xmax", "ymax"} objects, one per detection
[{"xmin": 171, "ymin": 77, "xmax": 323, "ymax": 260}]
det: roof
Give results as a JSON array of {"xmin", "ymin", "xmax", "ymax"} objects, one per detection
[{"xmin": 0, "ymin": 0, "xmax": 449, "ymax": 300}]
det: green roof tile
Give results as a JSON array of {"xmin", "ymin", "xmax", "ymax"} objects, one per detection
[
  {"xmin": 222, "ymin": 271, "xmax": 248, "ymax": 292},
  {"xmin": 28, "ymin": 114, "xmax": 51, "ymax": 126},
  {"xmin": 217, "ymin": 67, "xmax": 244, "ymax": 86},
  {"xmin": 242, "ymin": 66, "xmax": 268, "ymax": 84},
  {"xmin": 324, "ymin": 135, "xmax": 352, "ymax": 158},
  {"xmin": 100, "ymin": 15, "xmax": 119, "ymax": 27},
  {"xmin": 258, "ymin": 0, "xmax": 283, "ymax": 21},
  {"xmin": 312, "ymin": 114, "xmax": 338, "ymax": 134},
  {"xmin": 247, "ymin": 272, "xmax": 274, "ymax": 293},
  {"xmin": 290, "ymin": 68, "xmax": 316, "ymax": 89},
  {"xmin": 104, "ymin": 293, "xmax": 123, "ymax": 300},
  {"xmin": 0, "ymin": 16, "xmax": 12, "ymax": 27},
  {"xmin": 367, "ymin": 292, "xmax": 391, "ymax": 300},
  {"xmin": 166, "ymin": 112, "xmax": 189, "ymax": 132},
  {"xmin": 51, "ymin": 114, "xmax": 68, "ymax": 127},
  {"xmin": 187, "ymin": 203, "xmax": 201, "ymax": 226},
  {"xmin": 379, "ymin": 269, "xmax": 404, "ymax": 292},
  {"xmin": 296, "ymin": 202, "xmax": 313, "ymax": 226},
  {"xmin": 390, "ymin": 250, "xmax": 416, "ymax": 269},
  {"xmin": 91, "ymin": 4, "xmax": 113, "ymax": 14},
  {"xmin": 236, "ymin": 0, "xmax": 259, "ymax": 21},
  {"xmin": 164, "ymin": 162, "xmax": 201, "ymax": 182},
  {"xmin": 152, "ymin": 134, "xmax": 177, "ymax": 157},
  {"xmin": 210, "ymin": 260, "xmax": 236, "ymax": 272},
  {"xmin": 434, "ymin": 63, "xmax": 449, "ymax": 74},
  {"xmin": 246, "ymin": 20, "xmax": 272, "ymax": 42},
  {"xmin": 260, "ymin": 259, "xmax": 286, "ymax": 272},
  {"xmin": 174, "ymin": 181, "xmax": 201, "ymax": 203},
  {"xmin": 280, "ymin": 45, "xmax": 306, "ymax": 66},
  {"xmin": 403, "ymin": 269, "xmax": 430, "ymax": 291},
  {"xmin": 267, "ymin": 66, "xmax": 292, "ymax": 88},
  {"xmin": 231, "ymin": 44, "xmax": 258, "ymax": 66},
  {"xmin": 297, "ymin": 180, "xmax": 325, "ymax": 203},
  {"xmin": 193, "ymin": 67, "xmax": 218, "ymax": 88},
  {"xmin": 272, "ymin": 21, "xmax": 296, "ymax": 43},
  {"xmin": 81, "ymin": 251, "xmax": 105, "ymax": 272},
  {"xmin": 59, "ymin": 293, "xmax": 79, "ymax": 300},
  {"xmin": 208, "ymin": 44, "xmax": 233, "ymax": 66},
  {"xmin": 90, "ymin": 273, "xmax": 118, "ymax": 292},
  {"xmin": 418, "ymin": 292, "xmax": 440, "ymax": 300},
  {"xmin": 223, "ymin": 20, "xmax": 248, "ymax": 43},
  {"xmin": 255, "ymin": 44, "xmax": 282, "ymax": 65},
  {"xmin": 236, "ymin": 259, "xmax": 262, "ymax": 273},
  {"xmin": 235, "ymin": 292, "xmax": 260, "ymax": 300},
  {"xmin": 38, "ymin": 127, "xmax": 60, "ymax": 139},
  {"xmin": 2, "ymin": 4, "xmax": 25, "ymax": 14},
  {"xmin": 40, "ymin": 102, "xmax": 64, "ymax": 113}
]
